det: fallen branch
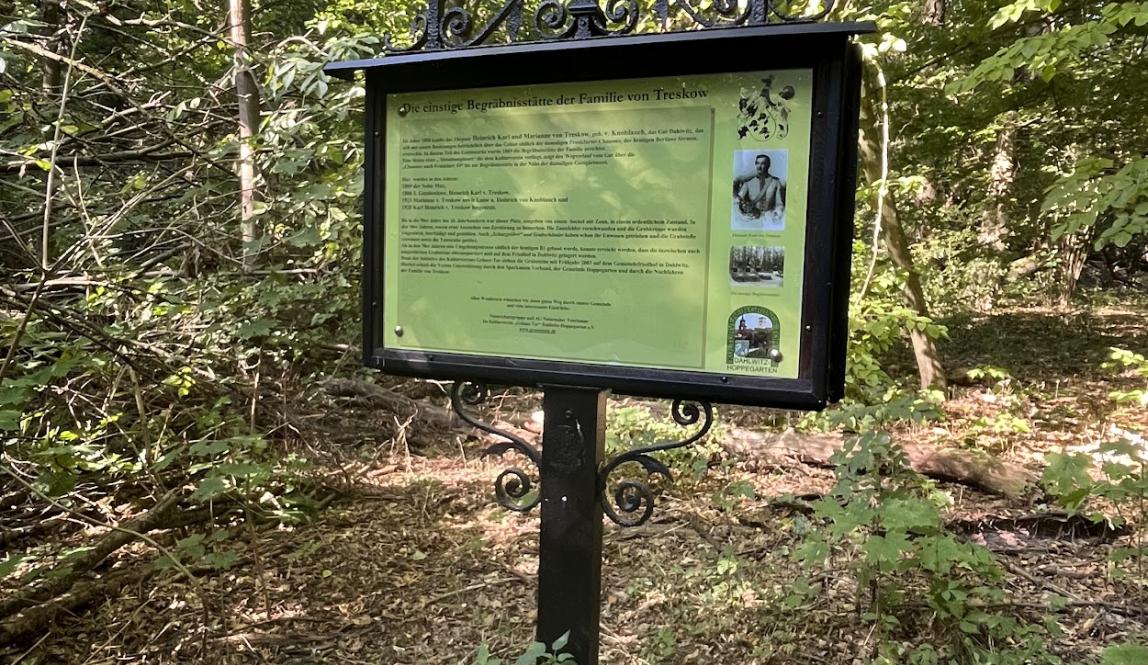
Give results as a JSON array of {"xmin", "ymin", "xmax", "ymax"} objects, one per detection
[
  {"xmin": 995, "ymin": 559, "xmax": 1145, "ymax": 623},
  {"xmin": 0, "ymin": 566, "xmax": 154, "ymax": 646},
  {"xmin": 0, "ymin": 552, "xmax": 255, "ymax": 647},
  {"xmin": 418, "ymin": 577, "xmax": 520, "ymax": 609},
  {"xmin": 948, "ymin": 512, "xmax": 1124, "ymax": 542},
  {"xmin": 1, "ymin": 150, "xmax": 194, "ymax": 173},
  {"xmin": 722, "ymin": 428, "xmax": 1035, "ymax": 498},
  {"xmin": 323, "ymin": 378, "xmax": 461, "ymax": 431},
  {"xmin": 0, "ymin": 493, "xmax": 181, "ymax": 620}
]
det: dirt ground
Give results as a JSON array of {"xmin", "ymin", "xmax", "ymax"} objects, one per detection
[{"xmin": 5, "ymin": 301, "xmax": 1148, "ymax": 664}]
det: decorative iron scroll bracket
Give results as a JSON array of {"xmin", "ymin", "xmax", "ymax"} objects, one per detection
[
  {"xmin": 451, "ymin": 382, "xmax": 542, "ymax": 512},
  {"xmin": 598, "ymin": 399, "xmax": 714, "ymax": 527},
  {"xmin": 384, "ymin": 0, "xmax": 836, "ymax": 53},
  {"xmin": 451, "ymin": 382, "xmax": 713, "ymax": 527}
]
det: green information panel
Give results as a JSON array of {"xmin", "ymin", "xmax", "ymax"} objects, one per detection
[{"xmin": 383, "ymin": 70, "xmax": 812, "ymax": 378}]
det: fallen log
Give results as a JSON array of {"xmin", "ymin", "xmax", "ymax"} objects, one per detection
[
  {"xmin": 483, "ymin": 420, "xmax": 539, "ymax": 447},
  {"xmin": 323, "ymin": 378, "xmax": 461, "ymax": 431},
  {"xmin": 0, "ymin": 566, "xmax": 154, "ymax": 646},
  {"xmin": 0, "ymin": 493, "xmax": 237, "ymax": 621},
  {"xmin": 0, "ymin": 552, "xmax": 255, "ymax": 647},
  {"xmin": 722, "ymin": 428, "xmax": 1035, "ymax": 498}
]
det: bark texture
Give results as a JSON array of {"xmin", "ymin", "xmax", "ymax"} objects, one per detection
[
  {"xmin": 39, "ymin": 0, "xmax": 62, "ymax": 92},
  {"xmin": 724, "ymin": 428, "xmax": 1035, "ymax": 498},
  {"xmin": 229, "ymin": 0, "xmax": 262, "ymax": 267},
  {"xmin": 982, "ymin": 114, "xmax": 1017, "ymax": 251},
  {"xmin": 922, "ymin": 0, "xmax": 946, "ymax": 26},
  {"xmin": 323, "ymin": 378, "xmax": 462, "ymax": 432},
  {"xmin": 858, "ymin": 69, "xmax": 947, "ymax": 391},
  {"xmin": 0, "ymin": 493, "xmax": 181, "ymax": 620}
]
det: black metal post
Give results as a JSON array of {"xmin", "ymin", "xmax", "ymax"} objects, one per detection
[{"xmin": 536, "ymin": 386, "xmax": 607, "ymax": 665}]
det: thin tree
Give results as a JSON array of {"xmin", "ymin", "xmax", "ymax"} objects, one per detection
[
  {"xmin": 858, "ymin": 66, "xmax": 947, "ymax": 391},
  {"xmin": 229, "ymin": 0, "xmax": 262, "ymax": 268}
]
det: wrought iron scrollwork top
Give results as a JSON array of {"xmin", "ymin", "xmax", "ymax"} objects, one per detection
[
  {"xmin": 451, "ymin": 382, "xmax": 542, "ymax": 512},
  {"xmin": 599, "ymin": 399, "xmax": 714, "ymax": 527},
  {"xmin": 384, "ymin": 0, "xmax": 836, "ymax": 53}
]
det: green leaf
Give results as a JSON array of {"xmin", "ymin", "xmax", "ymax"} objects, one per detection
[
  {"xmin": 38, "ymin": 469, "xmax": 77, "ymax": 496},
  {"xmin": 514, "ymin": 642, "xmax": 548, "ymax": 665},
  {"xmin": 154, "ymin": 554, "xmax": 180, "ymax": 569},
  {"xmin": 0, "ymin": 554, "xmax": 29, "ymax": 578},
  {"xmin": 192, "ymin": 475, "xmax": 228, "ymax": 501},
  {"xmin": 203, "ymin": 550, "xmax": 239, "ymax": 570},
  {"xmin": 0, "ymin": 384, "xmax": 31, "ymax": 406},
  {"xmin": 152, "ymin": 449, "xmax": 181, "ymax": 472},
  {"xmin": 287, "ymin": 227, "xmax": 322, "ymax": 247},
  {"xmin": 879, "ymin": 498, "xmax": 940, "ymax": 533},
  {"xmin": 0, "ymin": 409, "xmax": 21, "ymax": 430},
  {"xmin": 45, "ymin": 563, "xmax": 75, "ymax": 580},
  {"xmin": 176, "ymin": 534, "xmax": 205, "ymax": 550},
  {"xmin": 1102, "ymin": 643, "xmax": 1148, "ymax": 665},
  {"xmin": 1098, "ymin": 438, "xmax": 1140, "ymax": 458},
  {"xmin": 864, "ymin": 532, "xmax": 911, "ymax": 569},
  {"xmin": 919, "ymin": 536, "xmax": 966, "ymax": 574},
  {"xmin": 215, "ymin": 462, "xmax": 266, "ymax": 478},
  {"xmin": 60, "ymin": 546, "xmax": 95, "ymax": 565},
  {"xmin": 1041, "ymin": 452, "xmax": 1094, "ymax": 512},
  {"xmin": 236, "ymin": 318, "xmax": 274, "ymax": 340},
  {"xmin": 474, "ymin": 644, "xmax": 502, "ymax": 665},
  {"xmin": 189, "ymin": 440, "xmax": 232, "ymax": 457},
  {"xmin": 551, "ymin": 630, "xmax": 570, "ymax": 652}
]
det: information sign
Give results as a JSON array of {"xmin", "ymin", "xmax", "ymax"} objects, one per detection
[
  {"xmin": 331, "ymin": 25, "xmax": 866, "ymax": 408},
  {"xmin": 387, "ymin": 70, "xmax": 811, "ymax": 378}
]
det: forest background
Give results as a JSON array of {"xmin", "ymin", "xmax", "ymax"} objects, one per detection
[{"xmin": 1, "ymin": 0, "xmax": 1147, "ymax": 662}]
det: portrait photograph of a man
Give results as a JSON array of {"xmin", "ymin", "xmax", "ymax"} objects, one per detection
[{"xmin": 731, "ymin": 149, "xmax": 787, "ymax": 232}]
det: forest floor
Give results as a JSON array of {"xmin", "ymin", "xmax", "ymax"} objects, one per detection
[{"xmin": 5, "ymin": 297, "xmax": 1148, "ymax": 665}]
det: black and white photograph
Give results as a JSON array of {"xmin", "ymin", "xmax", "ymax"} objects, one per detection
[
  {"xmin": 729, "ymin": 245, "xmax": 784, "ymax": 288},
  {"xmin": 731, "ymin": 149, "xmax": 787, "ymax": 232}
]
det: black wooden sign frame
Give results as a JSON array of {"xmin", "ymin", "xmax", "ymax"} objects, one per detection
[{"xmin": 328, "ymin": 22, "xmax": 870, "ymax": 410}]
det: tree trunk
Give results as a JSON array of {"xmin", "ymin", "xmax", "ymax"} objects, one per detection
[
  {"xmin": 228, "ymin": 0, "xmax": 261, "ymax": 268},
  {"xmin": 1058, "ymin": 229, "xmax": 1092, "ymax": 307},
  {"xmin": 37, "ymin": 0, "xmax": 64, "ymax": 269},
  {"xmin": 922, "ymin": 0, "xmax": 945, "ymax": 27},
  {"xmin": 858, "ymin": 68, "xmax": 947, "ymax": 391},
  {"xmin": 981, "ymin": 113, "xmax": 1017, "ymax": 252},
  {"xmin": 39, "ymin": 0, "xmax": 61, "ymax": 93}
]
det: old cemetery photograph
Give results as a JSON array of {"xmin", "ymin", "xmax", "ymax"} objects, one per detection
[
  {"xmin": 2, "ymin": 1, "xmax": 1148, "ymax": 664},
  {"xmin": 730, "ymin": 245, "xmax": 785, "ymax": 288}
]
